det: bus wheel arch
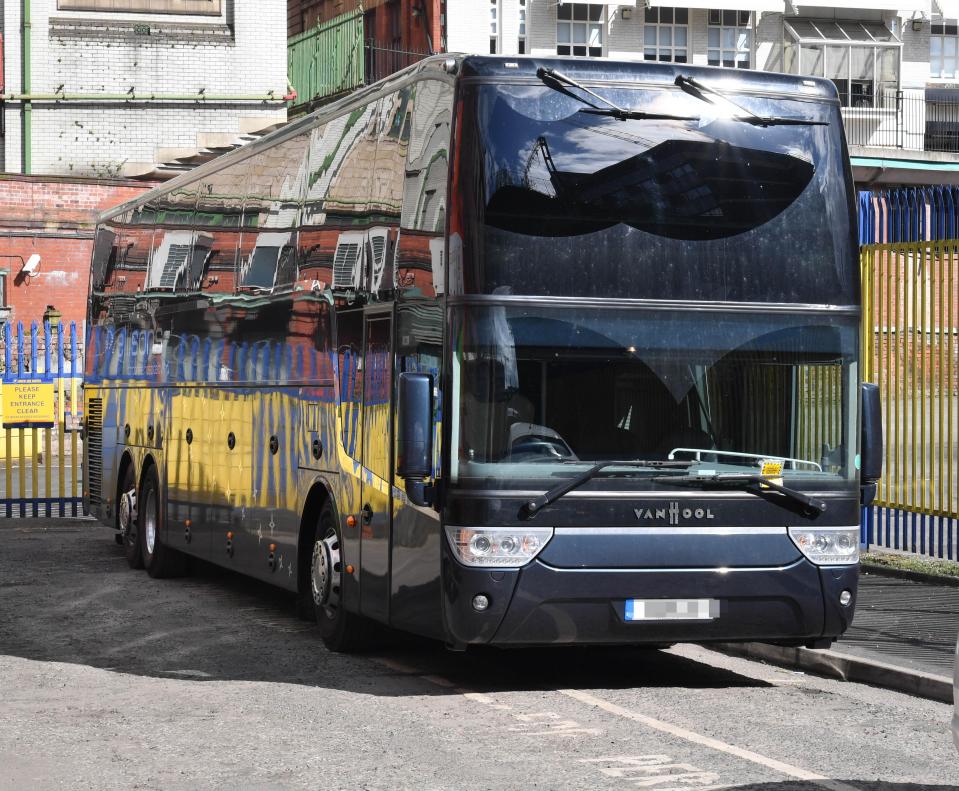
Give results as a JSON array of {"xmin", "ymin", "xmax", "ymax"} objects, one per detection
[
  {"xmin": 117, "ymin": 452, "xmax": 141, "ymax": 569},
  {"xmin": 298, "ymin": 483, "xmax": 374, "ymax": 652},
  {"xmin": 138, "ymin": 456, "xmax": 186, "ymax": 578},
  {"xmin": 296, "ymin": 481, "xmax": 332, "ymax": 618}
]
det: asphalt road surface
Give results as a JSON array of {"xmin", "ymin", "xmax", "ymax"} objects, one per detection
[{"xmin": 0, "ymin": 519, "xmax": 957, "ymax": 791}]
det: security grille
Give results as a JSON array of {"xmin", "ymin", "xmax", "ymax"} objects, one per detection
[{"xmin": 86, "ymin": 398, "xmax": 103, "ymax": 505}]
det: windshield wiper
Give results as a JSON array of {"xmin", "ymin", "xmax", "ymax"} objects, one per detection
[
  {"xmin": 649, "ymin": 473, "xmax": 827, "ymax": 518},
  {"xmin": 536, "ymin": 67, "xmax": 696, "ymax": 123},
  {"xmin": 674, "ymin": 75, "xmax": 828, "ymax": 128},
  {"xmin": 522, "ymin": 459, "xmax": 692, "ymax": 518}
]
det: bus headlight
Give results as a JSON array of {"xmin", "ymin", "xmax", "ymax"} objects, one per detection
[
  {"xmin": 445, "ymin": 527, "xmax": 553, "ymax": 568},
  {"xmin": 788, "ymin": 527, "xmax": 859, "ymax": 565}
]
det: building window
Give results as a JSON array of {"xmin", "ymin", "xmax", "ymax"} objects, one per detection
[
  {"xmin": 784, "ymin": 19, "xmax": 900, "ymax": 108},
  {"xmin": 931, "ymin": 20, "xmax": 959, "ymax": 79},
  {"xmin": 557, "ymin": 3, "xmax": 603, "ymax": 58},
  {"xmin": 708, "ymin": 10, "xmax": 752, "ymax": 68},
  {"xmin": 57, "ymin": 0, "xmax": 220, "ymax": 13},
  {"xmin": 519, "ymin": 0, "xmax": 527, "ymax": 54},
  {"xmin": 490, "ymin": 0, "xmax": 500, "ymax": 54},
  {"xmin": 643, "ymin": 7, "xmax": 688, "ymax": 63}
]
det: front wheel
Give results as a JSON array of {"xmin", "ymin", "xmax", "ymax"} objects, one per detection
[
  {"xmin": 310, "ymin": 503, "xmax": 373, "ymax": 652},
  {"xmin": 139, "ymin": 466, "xmax": 187, "ymax": 579}
]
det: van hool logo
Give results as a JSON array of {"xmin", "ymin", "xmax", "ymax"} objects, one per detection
[{"xmin": 634, "ymin": 502, "xmax": 715, "ymax": 526}]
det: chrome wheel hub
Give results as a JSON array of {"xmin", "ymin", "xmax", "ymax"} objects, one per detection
[
  {"xmin": 144, "ymin": 489, "xmax": 156, "ymax": 554},
  {"xmin": 311, "ymin": 529, "xmax": 341, "ymax": 618},
  {"xmin": 118, "ymin": 489, "xmax": 137, "ymax": 538}
]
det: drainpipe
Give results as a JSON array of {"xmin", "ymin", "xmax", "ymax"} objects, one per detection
[
  {"xmin": 22, "ymin": 0, "xmax": 31, "ymax": 174},
  {"xmin": 2, "ymin": 92, "xmax": 288, "ymax": 102}
]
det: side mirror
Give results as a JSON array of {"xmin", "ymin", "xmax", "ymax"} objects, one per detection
[
  {"xmin": 397, "ymin": 371, "xmax": 434, "ymax": 506},
  {"xmin": 860, "ymin": 383, "xmax": 882, "ymax": 505}
]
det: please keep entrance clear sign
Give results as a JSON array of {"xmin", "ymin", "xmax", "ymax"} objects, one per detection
[{"xmin": 2, "ymin": 378, "xmax": 56, "ymax": 428}]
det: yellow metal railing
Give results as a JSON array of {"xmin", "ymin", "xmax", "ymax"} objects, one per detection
[{"xmin": 861, "ymin": 241, "xmax": 959, "ymax": 520}]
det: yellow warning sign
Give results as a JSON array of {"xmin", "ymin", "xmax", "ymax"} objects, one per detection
[
  {"xmin": 2, "ymin": 379, "xmax": 56, "ymax": 428},
  {"xmin": 760, "ymin": 460, "xmax": 784, "ymax": 478},
  {"xmin": 759, "ymin": 459, "xmax": 784, "ymax": 488}
]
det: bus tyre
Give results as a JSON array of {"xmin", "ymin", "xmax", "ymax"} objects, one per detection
[
  {"xmin": 118, "ymin": 465, "xmax": 142, "ymax": 570},
  {"xmin": 139, "ymin": 466, "xmax": 187, "ymax": 579},
  {"xmin": 311, "ymin": 503, "xmax": 372, "ymax": 653}
]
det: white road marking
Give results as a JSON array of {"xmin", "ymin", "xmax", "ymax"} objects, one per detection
[
  {"xmin": 369, "ymin": 655, "xmax": 852, "ymax": 789},
  {"xmin": 582, "ymin": 756, "xmax": 725, "ymax": 789},
  {"xmin": 561, "ymin": 689, "xmax": 859, "ymax": 791}
]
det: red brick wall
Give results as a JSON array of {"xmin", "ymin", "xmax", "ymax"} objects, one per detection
[{"xmin": 0, "ymin": 175, "xmax": 155, "ymax": 331}]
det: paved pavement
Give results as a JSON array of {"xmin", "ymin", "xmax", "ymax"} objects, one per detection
[
  {"xmin": 721, "ymin": 569, "xmax": 959, "ymax": 705},
  {"xmin": 0, "ymin": 518, "xmax": 957, "ymax": 790},
  {"xmin": 837, "ymin": 572, "xmax": 959, "ymax": 678}
]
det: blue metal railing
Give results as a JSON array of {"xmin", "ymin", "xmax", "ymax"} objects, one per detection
[{"xmin": 858, "ymin": 186, "xmax": 959, "ymax": 245}]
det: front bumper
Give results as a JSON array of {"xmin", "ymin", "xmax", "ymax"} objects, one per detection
[{"xmin": 442, "ymin": 555, "xmax": 858, "ymax": 647}]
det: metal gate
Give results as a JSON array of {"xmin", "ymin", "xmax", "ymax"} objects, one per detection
[
  {"xmin": 859, "ymin": 187, "xmax": 959, "ymax": 558},
  {"xmin": 0, "ymin": 319, "xmax": 83, "ymax": 517}
]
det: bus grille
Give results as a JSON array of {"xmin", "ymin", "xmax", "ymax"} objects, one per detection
[{"xmin": 86, "ymin": 398, "xmax": 103, "ymax": 505}]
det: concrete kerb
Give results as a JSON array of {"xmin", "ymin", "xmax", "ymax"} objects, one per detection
[
  {"xmin": 860, "ymin": 560, "xmax": 959, "ymax": 588},
  {"xmin": 714, "ymin": 642, "xmax": 954, "ymax": 704}
]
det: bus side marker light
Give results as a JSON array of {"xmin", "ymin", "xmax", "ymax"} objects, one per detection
[
  {"xmin": 346, "ymin": 564, "xmax": 354, "ymax": 575},
  {"xmin": 267, "ymin": 544, "xmax": 277, "ymax": 572},
  {"xmin": 346, "ymin": 515, "xmax": 357, "ymax": 528}
]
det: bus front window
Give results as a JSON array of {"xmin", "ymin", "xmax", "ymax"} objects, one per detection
[{"xmin": 450, "ymin": 306, "xmax": 858, "ymax": 490}]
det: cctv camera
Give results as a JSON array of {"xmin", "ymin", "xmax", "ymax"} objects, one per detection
[{"xmin": 22, "ymin": 254, "xmax": 41, "ymax": 276}]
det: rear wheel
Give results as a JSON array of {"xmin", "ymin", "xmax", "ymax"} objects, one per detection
[
  {"xmin": 311, "ymin": 502, "xmax": 373, "ymax": 652},
  {"xmin": 117, "ymin": 464, "xmax": 142, "ymax": 570},
  {"xmin": 139, "ymin": 466, "xmax": 187, "ymax": 578}
]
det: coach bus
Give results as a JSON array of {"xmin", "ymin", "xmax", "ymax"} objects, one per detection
[{"xmin": 84, "ymin": 55, "xmax": 881, "ymax": 652}]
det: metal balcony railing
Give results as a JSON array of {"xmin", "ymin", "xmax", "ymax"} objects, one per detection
[
  {"xmin": 364, "ymin": 41, "xmax": 430, "ymax": 85},
  {"xmin": 842, "ymin": 90, "xmax": 959, "ymax": 154},
  {"xmin": 288, "ymin": 10, "xmax": 430, "ymax": 111}
]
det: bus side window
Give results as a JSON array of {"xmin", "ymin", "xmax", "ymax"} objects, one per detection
[
  {"xmin": 336, "ymin": 309, "xmax": 364, "ymax": 459},
  {"xmin": 145, "ymin": 185, "xmax": 199, "ymax": 294},
  {"xmin": 369, "ymin": 87, "xmax": 413, "ymax": 300},
  {"xmin": 397, "ymin": 80, "xmax": 453, "ymax": 298},
  {"xmin": 238, "ymin": 134, "xmax": 309, "ymax": 293},
  {"xmin": 317, "ymin": 105, "xmax": 379, "ymax": 297}
]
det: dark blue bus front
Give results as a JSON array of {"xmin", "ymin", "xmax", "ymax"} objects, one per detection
[{"xmin": 437, "ymin": 58, "xmax": 861, "ymax": 649}]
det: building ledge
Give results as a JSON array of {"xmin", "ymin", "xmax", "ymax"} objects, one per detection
[
  {"xmin": 848, "ymin": 145, "xmax": 959, "ymax": 165},
  {"xmin": 50, "ymin": 17, "xmax": 234, "ymax": 45},
  {"xmin": 850, "ymin": 146, "xmax": 959, "ymax": 186}
]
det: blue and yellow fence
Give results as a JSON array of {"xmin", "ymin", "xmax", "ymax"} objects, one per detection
[
  {"xmin": 0, "ymin": 320, "xmax": 83, "ymax": 517},
  {"xmin": 859, "ymin": 188, "xmax": 959, "ymax": 558}
]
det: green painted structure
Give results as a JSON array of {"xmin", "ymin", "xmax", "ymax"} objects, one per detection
[{"xmin": 287, "ymin": 9, "xmax": 365, "ymax": 111}]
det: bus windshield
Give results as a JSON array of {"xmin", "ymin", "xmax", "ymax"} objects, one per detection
[
  {"xmin": 455, "ymin": 82, "xmax": 855, "ymax": 304},
  {"xmin": 450, "ymin": 306, "xmax": 858, "ymax": 490}
]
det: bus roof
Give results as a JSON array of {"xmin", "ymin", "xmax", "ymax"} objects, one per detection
[
  {"xmin": 98, "ymin": 54, "xmax": 838, "ymax": 223},
  {"xmin": 455, "ymin": 55, "xmax": 840, "ymax": 104}
]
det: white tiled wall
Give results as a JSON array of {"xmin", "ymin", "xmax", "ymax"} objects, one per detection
[{"xmin": 2, "ymin": 0, "xmax": 287, "ymax": 175}]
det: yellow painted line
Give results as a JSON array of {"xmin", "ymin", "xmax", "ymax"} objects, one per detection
[{"xmin": 560, "ymin": 689, "xmax": 859, "ymax": 791}]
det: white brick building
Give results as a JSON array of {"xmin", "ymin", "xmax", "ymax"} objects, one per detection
[
  {"xmin": 1, "ymin": 0, "xmax": 289, "ymax": 177},
  {"xmin": 448, "ymin": 2, "xmax": 959, "ymax": 176}
]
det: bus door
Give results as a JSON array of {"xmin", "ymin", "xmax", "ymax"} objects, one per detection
[{"xmin": 360, "ymin": 311, "xmax": 393, "ymax": 621}]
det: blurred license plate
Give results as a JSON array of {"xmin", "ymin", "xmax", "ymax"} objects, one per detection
[{"xmin": 624, "ymin": 598, "xmax": 719, "ymax": 621}]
